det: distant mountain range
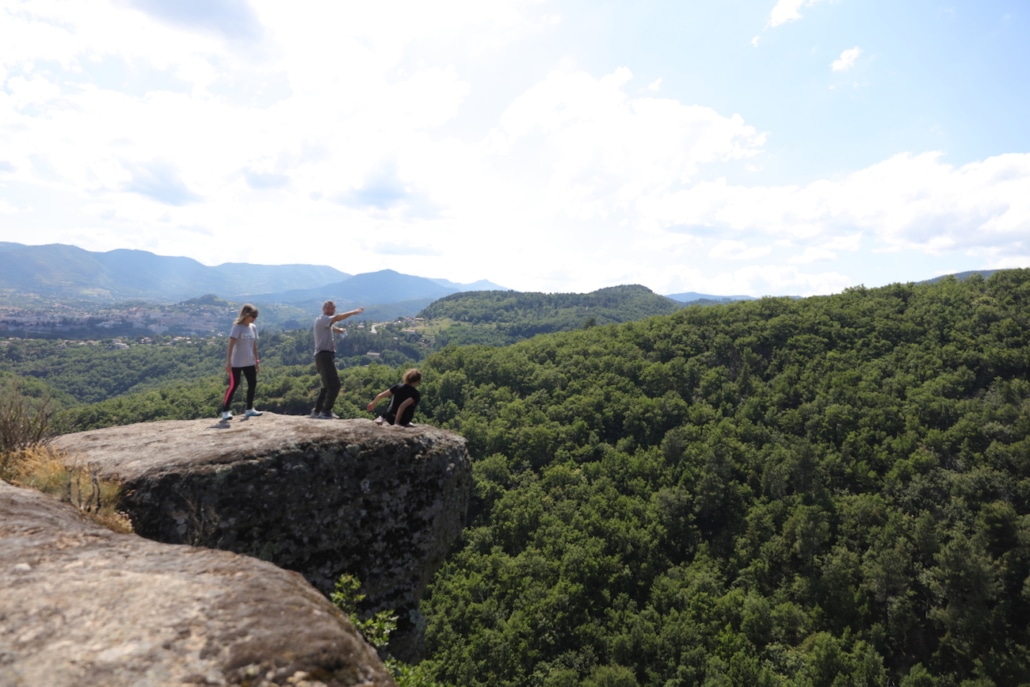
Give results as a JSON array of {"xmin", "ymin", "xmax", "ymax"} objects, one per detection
[
  {"xmin": 921, "ymin": 270, "xmax": 1002, "ymax": 284},
  {"xmin": 665, "ymin": 291, "xmax": 756, "ymax": 304},
  {"xmin": 0, "ymin": 241, "xmax": 762, "ymax": 312},
  {"xmin": 0, "ymin": 242, "xmax": 349, "ymax": 302},
  {"xmin": 0, "ymin": 242, "xmax": 506, "ymax": 307},
  {"xmin": 250, "ymin": 269, "xmax": 465, "ymax": 306},
  {"xmin": 1, "ymin": 241, "xmax": 997, "ymax": 314}
]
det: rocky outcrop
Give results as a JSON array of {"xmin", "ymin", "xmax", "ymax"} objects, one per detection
[
  {"xmin": 50, "ymin": 413, "xmax": 472, "ymax": 661},
  {"xmin": 0, "ymin": 479, "xmax": 396, "ymax": 687}
]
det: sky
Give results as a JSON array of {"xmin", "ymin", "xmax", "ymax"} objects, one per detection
[{"xmin": 1, "ymin": 0, "xmax": 1029, "ymax": 297}]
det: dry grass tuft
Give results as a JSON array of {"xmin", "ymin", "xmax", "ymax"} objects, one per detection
[
  {"xmin": 4, "ymin": 445, "xmax": 134, "ymax": 534},
  {"xmin": 8, "ymin": 444, "xmax": 66, "ymax": 490}
]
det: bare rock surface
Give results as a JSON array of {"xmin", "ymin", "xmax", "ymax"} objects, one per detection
[
  {"xmin": 0, "ymin": 480, "xmax": 396, "ymax": 687},
  {"xmin": 51, "ymin": 413, "xmax": 472, "ymax": 660}
]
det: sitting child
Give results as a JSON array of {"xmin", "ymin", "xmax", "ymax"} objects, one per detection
[{"xmin": 367, "ymin": 368, "xmax": 422, "ymax": 427}]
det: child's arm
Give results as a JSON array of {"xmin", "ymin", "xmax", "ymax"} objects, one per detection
[{"xmin": 366, "ymin": 388, "xmax": 392, "ymax": 412}]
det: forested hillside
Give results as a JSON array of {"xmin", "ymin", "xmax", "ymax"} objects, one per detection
[
  {"xmin": 417, "ymin": 285, "xmax": 685, "ymax": 347},
  {"xmin": 412, "ymin": 271, "xmax": 1030, "ymax": 687},
  {"xmin": 4, "ymin": 270, "xmax": 1030, "ymax": 686}
]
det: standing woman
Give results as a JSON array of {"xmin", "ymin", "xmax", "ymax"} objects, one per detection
[{"xmin": 220, "ymin": 304, "xmax": 262, "ymax": 421}]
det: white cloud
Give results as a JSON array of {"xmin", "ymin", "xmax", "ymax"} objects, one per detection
[
  {"xmin": 0, "ymin": 198, "xmax": 20, "ymax": 215},
  {"xmin": 642, "ymin": 152, "xmax": 1030, "ymax": 272},
  {"xmin": 767, "ymin": 0, "xmax": 825, "ymax": 28},
  {"xmin": 662, "ymin": 262, "xmax": 852, "ymax": 298},
  {"xmin": 734, "ymin": 264, "xmax": 853, "ymax": 296},
  {"xmin": 488, "ymin": 67, "xmax": 766, "ymax": 221},
  {"xmin": 710, "ymin": 240, "xmax": 773, "ymax": 261},
  {"xmin": 832, "ymin": 47, "xmax": 862, "ymax": 72},
  {"xmin": 125, "ymin": 0, "xmax": 264, "ymax": 43},
  {"xmin": 789, "ymin": 246, "xmax": 837, "ymax": 264},
  {"xmin": 2, "ymin": 0, "xmax": 1028, "ymax": 298}
]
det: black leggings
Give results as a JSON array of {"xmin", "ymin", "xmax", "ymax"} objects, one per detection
[{"xmin": 222, "ymin": 365, "xmax": 257, "ymax": 412}]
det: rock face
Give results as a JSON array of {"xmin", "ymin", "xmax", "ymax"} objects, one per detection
[
  {"xmin": 50, "ymin": 413, "xmax": 472, "ymax": 661},
  {"xmin": 0, "ymin": 480, "xmax": 396, "ymax": 687}
]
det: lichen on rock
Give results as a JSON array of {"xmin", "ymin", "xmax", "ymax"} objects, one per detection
[
  {"xmin": 50, "ymin": 413, "xmax": 473, "ymax": 662},
  {"xmin": 0, "ymin": 479, "xmax": 397, "ymax": 687}
]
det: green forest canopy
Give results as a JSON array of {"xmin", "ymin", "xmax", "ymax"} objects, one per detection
[
  {"xmin": 418, "ymin": 284, "xmax": 687, "ymax": 348},
  {"xmin": 2, "ymin": 270, "xmax": 1030, "ymax": 686}
]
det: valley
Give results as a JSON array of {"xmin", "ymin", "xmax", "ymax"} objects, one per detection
[{"xmin": 3, "ymin": 267, "xmax": 1029, "ymax": 686}]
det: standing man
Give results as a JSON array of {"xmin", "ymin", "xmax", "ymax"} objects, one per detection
[{"xmin": 312, "ymin": 301, "xmax": 364, "ymax": 419}]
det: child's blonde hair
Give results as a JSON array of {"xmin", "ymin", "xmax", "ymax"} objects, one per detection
[{"xmin": 404, "ymin": 369, "xmax": 422, "ymax": 385}]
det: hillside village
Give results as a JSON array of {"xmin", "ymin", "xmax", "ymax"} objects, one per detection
[{"xmin": 0, "ymin": 298, "xmax": 236, "ymax": 338}]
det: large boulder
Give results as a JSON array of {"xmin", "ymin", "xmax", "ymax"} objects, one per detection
[
  {"xmin": 0, "ymin": 480, "xmax": 396, "ymax": 687},
  {"xmin": 51, "ymin": 413, "xmax": 472, "ymax": 660}
]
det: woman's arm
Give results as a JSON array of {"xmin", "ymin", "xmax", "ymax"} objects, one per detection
[{"xmin": 226, "ymin": 338, "xmax": 238, "ymax": 372}]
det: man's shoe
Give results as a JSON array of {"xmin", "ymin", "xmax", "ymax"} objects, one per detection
[
  {"xmin": 220, "ymin": 411, "xmax": 232, "ymax": 421},
  {"xmin": 319, "ymin": 412, "xmax": 340, "ymax": 420},
  {"xmin": 244, "ymin": 408, "xmax": 263, "ymax": 418},
  {"xmin": 374, "ymin": 416, "xmax": 384, "ymax": 425}
]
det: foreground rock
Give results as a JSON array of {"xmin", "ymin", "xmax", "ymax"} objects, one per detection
[
  {"xmin": 51, "ymin": 413, "xmax": 472, "ymax": 661},
  {"xmin": 0, "ymin": 480, "xmax": 395, "ymax": 687}
]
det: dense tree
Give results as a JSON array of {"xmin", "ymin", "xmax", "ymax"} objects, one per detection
[
  {"xmin": 419, "ymin": 285, "xmax": 686, "ymax": 348},
  {"xmin": 3, "ymin": 270, "xmax": 1030, "ymax": 686},
  {"xmin": 415, "ymin": 271, "xmax": 1030, "ymax": 687}
]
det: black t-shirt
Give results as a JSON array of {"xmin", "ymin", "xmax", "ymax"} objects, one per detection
[{"xmin": 385, "ymin": 383, "xmax": 421, "ymax": 425}]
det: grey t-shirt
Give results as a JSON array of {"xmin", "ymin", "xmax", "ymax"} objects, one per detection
[
  {"xmin": 229, "ymin": 322, "xmax": 258, "ymax": 367},
  {"xmin": 313, "ymin": 314, "xmax": 335, "ymax": 354}
]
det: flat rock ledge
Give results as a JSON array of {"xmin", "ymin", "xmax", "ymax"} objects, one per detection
[
  {"xmin": 0, "ymin": 480, "xmax": 395, "ymax": 687},
  {"xmin": 50, "ymin": 413, "xmax": 472, "ymax": 661}
]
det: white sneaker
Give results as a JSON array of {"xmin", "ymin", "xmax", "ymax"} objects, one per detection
[
  {"xmin": 221, "ymin": 411, "xmax": 232, "ymax": 421},
  {"xmin": 244, "ymin": 408, "xmax": 263, "ymax": 417}
]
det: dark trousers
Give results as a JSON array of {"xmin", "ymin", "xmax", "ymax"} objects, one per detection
[
  {"xmin": 222, "ymin": 366, "xmax": 257, "ymax": 412},
  {"xmin": 314, "ymin": 350, "xmax": 340, "ymax": 414}
]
